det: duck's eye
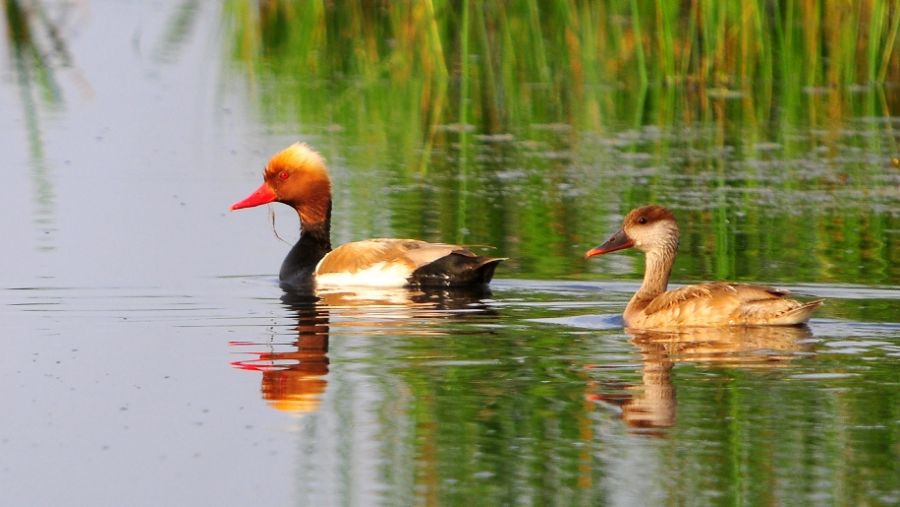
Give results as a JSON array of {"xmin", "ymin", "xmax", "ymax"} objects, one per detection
[
  {"xmin": 278, "ymin": 171, "xmax": 289, "ymax": 181},
  {"xmin": 637, "ymin": 216, "xmax": 647, "ymax": 224}
]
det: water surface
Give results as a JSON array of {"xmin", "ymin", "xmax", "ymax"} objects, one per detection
[{"xmin": 2, "ymin": 2, "xmax": 898, "ymax": 506}]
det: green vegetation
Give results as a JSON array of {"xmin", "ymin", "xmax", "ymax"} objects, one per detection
[
  {"xmin": 223, "ymin": 1, "xmax": 900, "ymax": 285},
  {"xmin": 225, "ymin": 5, "xmax": 899, "ymax": 503},
  {"xmin": 2, "ymin": 3, "xmax": 897, "ymax": 505},
  {"xmin": 225, "ymin": 0, "xmax": 900, "ymax": 130}
]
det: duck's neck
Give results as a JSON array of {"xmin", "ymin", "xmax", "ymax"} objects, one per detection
[
  {"xmin": 279, "ymin": 201, "xmax": 333, "ymax": 288},
  {"xmin": 626, "ymin": 244, "xmax": 676, "ymax": 314}
]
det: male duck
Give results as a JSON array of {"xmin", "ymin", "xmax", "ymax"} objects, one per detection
[{"xmin": 232, "ymin": 143, "xmax": 504, "ymax": 291}]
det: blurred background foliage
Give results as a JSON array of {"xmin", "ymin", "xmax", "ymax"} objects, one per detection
[
  {"xmin": 6, "ymin": 0, "xmax": 898, "ymax": 282},
  {"xmin": 222, "ymin": 0, "xmax": 900, "ymax": 285},
  {"xmin": 226, "ymin": 0, "xmax": 900, "ymax": 133}
]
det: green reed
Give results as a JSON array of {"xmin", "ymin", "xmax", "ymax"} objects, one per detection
[
  {"xmin": 221, "ymin": 0, "xmax": 899, "ymax": 284},
  {"xmin": 211, "ymin": 6, "xmax": 900, "ymax": 504}
]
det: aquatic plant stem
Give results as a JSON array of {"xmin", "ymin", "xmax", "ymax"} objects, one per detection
[{"xmin": 457, "ymin": 0, "xmax": 469, "ymax": 245}]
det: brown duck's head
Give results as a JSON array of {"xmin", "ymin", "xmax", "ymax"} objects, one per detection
[
  {"xmin": 230, "ymin": 143, "xmax": 332, "ymax": 218},
  {"xmin": 585, "ymin": 205, "xmax": 679, "ymax": 258}
]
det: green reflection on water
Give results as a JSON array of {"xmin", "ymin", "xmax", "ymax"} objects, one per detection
[
  {"xmin": 223, "ymin": 4, "xmax": 900, "ymax": 504},
  {"xmin": 223, "ymin": 1, "xmax": 900, "ymax": 287},
  {"xmin": 274, "ymin": 291, "xmax": 899, "ymax": 506},
  {"xmin": 3, "ymin": 0, "xmax": 67, "ymax": 251}
]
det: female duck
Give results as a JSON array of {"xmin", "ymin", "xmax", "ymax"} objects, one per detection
[
  {"xmin": 585, "ymin": 205, "xmax": 822, "ymax": 329},
  {"xmin": 232, "ymin": 143, "xmax": 504, "ymax": 291}
]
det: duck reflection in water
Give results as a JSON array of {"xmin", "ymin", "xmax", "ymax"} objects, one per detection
[
  {"xmin": 587, "ymin": 325, "xmax": 813, "ymax": 434},
  {"xmin": 230, "ymin": 293, "xmax": 329, "ymax": 414},
  {"xmin": 231, "ymin": 286, "xmax": 496, "ymax": 414}
]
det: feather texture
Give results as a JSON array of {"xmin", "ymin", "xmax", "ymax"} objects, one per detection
[
  {"xmin": 312, "ymin": 238, "xmax": 502, "ymax": 289},
  {"xmin": 315, "ymin": 239, "xmax": 458, "ymax": 275},
  {"xmin": 631, "ymin": 282, "xmax": 823, "ymax": 328},
  {"xmin": 586, "ymin": 206, "xmax": 823, "ymax": 329},
  {"xmin": 232, "ymin": 144, "xmax": 504, "ymax": 291}
]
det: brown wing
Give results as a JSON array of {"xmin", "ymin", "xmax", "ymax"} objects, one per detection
[
  {"xmin": 729, "ymin": 284, "xmax": 791, "ymax": 300},
  {"xmin": 642, "ymin": 283, "xmax": 723, "ymax": 316},
  {"xmin": 641, "ymin": 282, "xmax": 818, "ymax": 326},
  {"xmin": 315, "ymin": 239, "xmax": 464, "ymax": 275},
  {"xmin": 732, "ymin": 298, "xmax": 824, "ymax": 325},
  {"xmin": 642, "ymin": 282, "xmax": 789, "ymax": 316}
]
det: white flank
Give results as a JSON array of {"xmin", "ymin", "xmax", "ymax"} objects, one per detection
[{"xmin": 314, "ymin": 262, "xmax": 412, "ymax": 288}]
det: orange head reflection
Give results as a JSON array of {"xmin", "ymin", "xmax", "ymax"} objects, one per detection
[
  {"xmin": 231, "ymin": 302, "xmax": 330, "ymax": 414},
  {"xmin": 231, "ymin": 286, "xmax": 495, "ymax": 414}
]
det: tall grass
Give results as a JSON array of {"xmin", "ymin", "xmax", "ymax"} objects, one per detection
[
  {"xmin": 221, "ymin": 0, "xmax": 899, "ymax": 284},
  {"xmin": 225, "ymin": 1, "xmax": 899, "ymax": 135},
  {"xmin": 217, "ymin": 7, "xmax": 899, "ymax": 502}
]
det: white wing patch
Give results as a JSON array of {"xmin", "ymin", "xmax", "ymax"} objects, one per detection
[{"xmin": 314, "ymin": 261, "xmax": 413, "ymax": 288}]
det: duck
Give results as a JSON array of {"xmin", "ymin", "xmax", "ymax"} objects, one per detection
[
  {"xmin": 231, "ymin": 143, "xmax": 504, "ymax": 291},
  {"xmin": 584, "ymin": 205, "xmax": 822, "ymax": 329}
]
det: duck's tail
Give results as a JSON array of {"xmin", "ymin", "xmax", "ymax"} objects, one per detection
[
  {"xmin": 765, "ymin": 299, "xmax": 824, "ymax": 325},
  {"xmin": 411, "ymin": 254, "xmax": 506, "ymax": 287}
]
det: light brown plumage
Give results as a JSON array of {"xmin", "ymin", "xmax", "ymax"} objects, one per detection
[
  {"xmin": 316, "ymin": 239, "xmax": 458, "ymax": 275},
  {"xmin": 586, "ymin": 205, "xmax": 823, "ymax": 329}
]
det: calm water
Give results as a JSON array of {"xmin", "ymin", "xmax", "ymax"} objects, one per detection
[{"xmin": 2, "ymin": 2, "xmax": 899, "ymax": 506}]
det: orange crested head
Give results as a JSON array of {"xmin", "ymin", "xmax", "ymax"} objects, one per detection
[{"xmin": 231, "ymin": 143, "xmax": 332, "ymax": 220}]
